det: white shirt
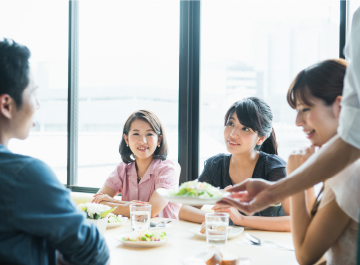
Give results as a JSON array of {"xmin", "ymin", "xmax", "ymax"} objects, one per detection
[{"xmin": 338, "ymin": 7, "xmax": 360, "ymax": 149}]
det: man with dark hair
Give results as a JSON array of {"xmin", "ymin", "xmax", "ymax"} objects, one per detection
[{"xmin": 0, "ymin": 39, "xmax": 110, "ymax": 264}]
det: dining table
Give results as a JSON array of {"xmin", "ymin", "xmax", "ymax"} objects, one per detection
[{"xmin": 104, "ymin": 217, "xmax": 300, "ymax": 265}]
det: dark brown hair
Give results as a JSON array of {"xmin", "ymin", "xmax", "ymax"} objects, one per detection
[
  {"xmin": 119, "ymin": 110, "xmax": 168, "ymax": 164},
  {"xmin": 0, "ymin": 39, "xmax": 31, "ymax": 108},
  {"xmin": 287, "ymin": 59, "xmax": 347, "ymax": 109},
  {"xmin": 224, "ymin": 97, "xmax": 278, "ymax": 155},
  {"xmin": 287, "ymin": 59, "xmax": 347, "ymax": 218}
]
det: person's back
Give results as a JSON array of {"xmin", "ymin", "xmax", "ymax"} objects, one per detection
[{"xmin": 0, "ymin": 39, "xmax": 109, "ymax": 264}]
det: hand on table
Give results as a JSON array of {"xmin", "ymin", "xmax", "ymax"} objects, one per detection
[
  {"xmin": 92, "ymin": 193, "xmax": 117, "ymax": 204},
  {"xmin": 212, "ymin": 205, "xmax": 245, "ymax": 226},
  {"xmin": 131, "ymin": 200, "xmax": 148, "ymax": 204}
]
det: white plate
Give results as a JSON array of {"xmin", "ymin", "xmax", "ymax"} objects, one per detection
[
  {"xmin": 181, "ymin": 252, "xmax": 251, "ymax": 265},
  {"xmin": 106, "ymin": 217, "xmax": 128, "ymax": 228},
  {"xmin": 157, "ymin": 188, "xmax": 230, "ymax": 206},
  {"xmin": 114, "ymin": 233, "xmax": 168, "ymax": 248},
  {"xmin": 189, "ymin": 226, "xmax": 244, "ymax": 239}
]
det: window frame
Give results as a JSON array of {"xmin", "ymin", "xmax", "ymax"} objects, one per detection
[{"xmin": 67, "ymin": 0, "xmax": 348, "ymax": 193}]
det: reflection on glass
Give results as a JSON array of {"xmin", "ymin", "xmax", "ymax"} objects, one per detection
[
  {"xmin": 200, "ymin": 1, "xmax": 339, "ymax": 173},
  {"xmin": 0, "ymin": 1, "xmax": 68, "ymax": 184},
  {"xmin": 77, "ymin": 1, "xmax": 179, "ymax": 187}
]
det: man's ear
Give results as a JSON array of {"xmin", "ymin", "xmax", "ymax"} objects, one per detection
[
  {"xmin": 0, "ymin": 94, "xmax": 15, "ymax": 119},
  {"xmin": 256, "ymin": 135, "xmax": 267, "ymax": 146},
  {"xmin": 333, "ymin": 95, "xmax": 342, "ymax": 119}
]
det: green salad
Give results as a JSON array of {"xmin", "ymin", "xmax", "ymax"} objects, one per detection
[
  {"xmin": 107, "ymin": 213, "xmax": 125, "ymax": 224},
  {"xmin": 122, "ymin": 230, "xmax": 167, "ymax": 242},
  {"xmin": 170, "ymin": 180, "xmax": 224, "ymax": 198}
]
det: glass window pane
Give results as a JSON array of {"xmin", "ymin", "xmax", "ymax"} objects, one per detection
[
  {"xmin": 0, "ymin": 1, "xmax": 69, "ymax": 184},
  {"xmin": 200, "ymin": 0, "xmax": 340, "ymax": 173},
  {"xmin": 77, "ymin": 1, "xmax": 179, "ymax": 187}
]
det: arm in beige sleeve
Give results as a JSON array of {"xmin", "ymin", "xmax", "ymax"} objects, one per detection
[
  {"xmin": 269, "ymin": 134, "xmax": 360, "ymax": 203},
  {"xmin": 222, "ymin": 134, "xmax": 360, "ymax": 216}
]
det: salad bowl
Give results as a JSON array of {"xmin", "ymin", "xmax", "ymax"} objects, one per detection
[
  {"xmin": 157, "ymin": 180, "xmax": 230, "ymax": 206},
  {"xmin": 115, "ymin": 230, "xmax": 168, "ymax": 248},
  {"xmin": 107, "ymin": 215, "xmax": 128, "ymax": 228}
]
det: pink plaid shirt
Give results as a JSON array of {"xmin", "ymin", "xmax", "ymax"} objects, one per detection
[{"xmin": 104, "ymin": 159, "xmax": 181, "ymax": 219}]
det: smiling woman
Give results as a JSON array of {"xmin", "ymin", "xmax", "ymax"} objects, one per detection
[
  {"xmin": 180, "ymin": 97, "xmax": 299, "ymax": 232},
  {"xmin": 287, "ymin": 59, "xmax": 347, "ymax": 147},
  {"xmin": 92, "ymin": 110, "xmax": 181, "ymax": 220}
]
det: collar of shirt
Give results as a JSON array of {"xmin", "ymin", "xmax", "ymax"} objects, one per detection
[{"xmin": 127, "ymin": 159, "xmax": 159, "ymax": 185}]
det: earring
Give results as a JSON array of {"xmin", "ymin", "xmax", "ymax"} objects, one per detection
[
  {"xmin": 126, "ymin": 144, "xmax": 128, "ymax": 147},
  {"xmin": 158, "ymin": 145, "xmax": 160, "ymax": 147}
]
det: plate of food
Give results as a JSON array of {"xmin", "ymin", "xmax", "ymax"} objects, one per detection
[
  {"xmin": 189, "ymin": 223, "xmax": 244, "ymax": 240},
  {"xmin": 157, "ymin": 180, "xmax": 230, "ymax": 206},
  {"xmin": 182, "ymin": 249, "xmax": 252, "ymax": 265},
  {"xmin": 115, "ymin": 230, "xmax": 168, "ymax": 248},
  {"xmin": 106, "ymin": 213, "xmax": 128, "ymax": 228}
]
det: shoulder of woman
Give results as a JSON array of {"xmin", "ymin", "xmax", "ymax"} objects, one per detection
[
  {"xmin": 153, "ymin": 159, "xmax": 181, "ymax": 176},
  {"xmin": 205, "ymin": 153, "xmax": 229, "ymax": 166},
  {"xmin": 260, "ymin": 151, "xmax": 286, "ymax": 168},
  {"xmin": 114, "ymin": 161, "xmax": 134, "ymax": 176}
]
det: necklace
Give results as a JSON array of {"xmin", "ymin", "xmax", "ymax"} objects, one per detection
[{"xmin": 137, "ymin": 176, "xmax": 142, "ymax": 183}]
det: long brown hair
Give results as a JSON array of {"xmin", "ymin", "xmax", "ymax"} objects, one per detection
[
  {"xmin": 287, "ymin": 59, "xmax": 347, "ymax": 217},
  {"xmin": 119, "ymin": 110, "xmax": 168, "ymax": 164},
  {"xmin": 287, "ymin": 59, "xmax": 347, "ymax": 109}
]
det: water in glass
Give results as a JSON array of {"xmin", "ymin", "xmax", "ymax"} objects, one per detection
[
  {"xmin": 130, "ymin": 210, "xmax": 150, "ymax": 231},
  {"xmin": 205, "ymin": 213, "xmax": 229, "ymax": 245}
]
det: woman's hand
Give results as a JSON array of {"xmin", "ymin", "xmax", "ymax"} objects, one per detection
[
  {"xmin": 212, "ymin": 205, "xmax": 245, "ymax": 226},
  {"xmin": 287, "ymin": 145, "xmax": 316, "ymax": 175},
  {"xmin": 224, "ymin": 185, "xmax": 233, "ymax": 192},
  {"xmin": 92, "ymin": 193, "xmax": 117, "ymax": 204},
  {"xmin": 131, "ymin": 200, "xmax": 148, "ymax": 204}
]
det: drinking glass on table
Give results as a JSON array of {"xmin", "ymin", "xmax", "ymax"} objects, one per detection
[
  {"xmin": 205, "ymin": 213, "xmax": 229, "ymax": 245},
  {"xmin": 130, "ymin": 204, "xmax": 152, "ymax": 231}
]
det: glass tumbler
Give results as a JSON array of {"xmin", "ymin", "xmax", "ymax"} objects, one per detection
[
  {"xmin": 130, "ymin": 204, "xmax": 152, "ymax": 231},
  {"xmin": 205, "ymin": 212, "xmax": 229, "ymax": 245}
]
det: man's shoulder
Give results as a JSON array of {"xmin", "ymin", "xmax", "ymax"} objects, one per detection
[
  {"xmin": 0, "ymin": 151, "xmax": 45, "ymax": 175},
  {"xmin": 0, "ymin": 151, "xmax": 59, "ymax": 188}
]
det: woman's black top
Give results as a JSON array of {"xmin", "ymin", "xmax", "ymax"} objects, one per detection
[{"xmin": 198, "ymin": 152, "xmax": 287, "ymax": 225}]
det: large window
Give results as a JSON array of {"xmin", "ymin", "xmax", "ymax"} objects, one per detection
[
  {"xmin": 200, "ymin": 0, "xmax": 340, "ymax": 172},
  {"xmin": 0, "ymin": 1, "xmax": 69, "ymax": 184},
  {"xmin": 76, "ymin": 1, "xmax": 179, "ymax": 187},
  {"xmin": 1, "ymin": 1, "xmax": 356, "ymax": 190}
]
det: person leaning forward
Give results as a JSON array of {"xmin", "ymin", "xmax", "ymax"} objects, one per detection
[{"xmin": 0, "ymin": 39, "xmax": 110, "ymax": 265}]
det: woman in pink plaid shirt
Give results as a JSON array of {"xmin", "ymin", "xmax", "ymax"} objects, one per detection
[{"xmin": 92, "ymin": 110, "xmax": 181, "ymax": 219}]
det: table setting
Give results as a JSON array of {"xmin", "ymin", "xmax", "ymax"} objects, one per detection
[{"xmin": 94, "ymin": 180, "xmax": 298, "ymax": 264}]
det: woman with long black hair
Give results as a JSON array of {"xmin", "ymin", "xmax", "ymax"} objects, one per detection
[{"xmin": 180, "ymin": 97, "xmax": 294, "ymax": 232}]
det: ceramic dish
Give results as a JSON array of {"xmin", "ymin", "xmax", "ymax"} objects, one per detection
[
  {"xmin": 107, "ymin": 217, "xmax": 128, "ymax": 228},
  {"xmin": 189, "ymin": 226, "xmax": 244, "ymax": 240},
  {"xmin": 157, "ymin": 188, "xmax": 230, "ymax": 206},
  {"xmin": 114, "ymin": 232, "xmax": 168, "ymax": 248}
]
